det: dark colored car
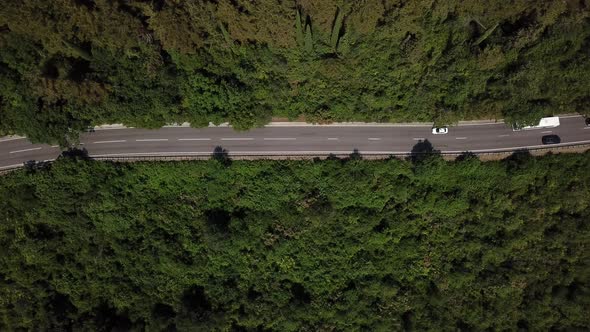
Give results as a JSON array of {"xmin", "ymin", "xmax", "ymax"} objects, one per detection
[
  {"xmin": 542, "ymin": 135, "xmax": 561, "ymax": 145},
  {"xmin": 585, "ymin": 117, "xmax": 590, "ymax": 126}
]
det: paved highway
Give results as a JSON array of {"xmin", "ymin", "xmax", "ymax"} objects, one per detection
[{"xmin": 1, "ymin": 115, "xmax": 590, "ymax": 169}]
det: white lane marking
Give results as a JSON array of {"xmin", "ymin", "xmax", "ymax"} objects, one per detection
[
  {"xmin": 541, "ymin": 131, "xmax": 553, "ymax": 134},
  {"xmin": 413, "ymin": 138, "xmax": 425, "ymax": 141},
  {"xmin": 327, "ymin": 138, "xmax": 339, "ymax": 141},
  {"xmin": 136, "ymin": 139, "xmax": 169, "ymax": 142},
  {"xmin": 51, "ymin": 145, "xmax": 60, "ymax": 148},
  {"xmin": 498, "ymin": 134, "xmax": 510, "ymax": 137},
  {"xmin": 178, "ymin": 138, "xmax": 211, "ymax": 141},
  {"xmin": 455, "ymin": 137, "xmax": 468, "ymax": 140},
  {"xmin": 0, "ymin": 136, "xmax": 26, "ymax": 143},
  {"xmin": 583, "ymin": 127, "xmax": 590, "ymax": 130},
  {"xmin": 263, "ymin": 138, "xmax": 296, "ymax": 141},
  {"xmin": 93, "ymin": 140, "xmax": 126, "ymax": 144},
  {"xmin": 221, "ymin": 138, "xmax": 254, "ymax": 141},
  {"xmin": 9, "ymin": 147, "xmax": 42, "ymax": 154},
  {"xmin": 368, "ymin": 138, "xmax": 382, "ymax": 141}
]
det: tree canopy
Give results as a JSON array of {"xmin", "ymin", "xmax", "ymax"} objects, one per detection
[
  {"xmin": 1, "ymin": 1, "xmax": 589, "ymax": 143},
  {"xmin": 0, "ymin": 152, "xmax": 589, "ymax": 330}
]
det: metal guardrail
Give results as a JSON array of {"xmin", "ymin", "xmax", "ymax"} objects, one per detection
[
  {"xmin": 89, "ymin": 143, "xmax": 590, "ymax": 162},
  {"xmin": 0, "ymin": 165, "xmax": 24, "ymax": 175},
  {"xmin": 2, "ymin": 143, "xmax": 590, "ymax": 175}
]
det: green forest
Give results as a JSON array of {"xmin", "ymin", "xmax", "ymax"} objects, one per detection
[
  {"xmin": 1, "ymin": 1, "xmax": 590, "ymax": 143},
  {"xmin": 0, "ymin": 152, "xmax": 589, "ymax": 330}
]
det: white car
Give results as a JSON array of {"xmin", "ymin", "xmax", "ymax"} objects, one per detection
[{"xmin": 432, "ymin": 127, "xmax": 448, "ymax": 135}]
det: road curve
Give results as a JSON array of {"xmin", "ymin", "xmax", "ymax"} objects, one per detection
[{"xmin": 1, "ymin": 115, "xmax": 590, "ymax": 169}]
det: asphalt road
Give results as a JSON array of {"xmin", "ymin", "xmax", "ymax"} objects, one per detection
[{"xmin": 2, "ymin": 115, "xmax": 590, "ymax": 169}]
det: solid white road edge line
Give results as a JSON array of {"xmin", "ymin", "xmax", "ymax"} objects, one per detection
[
  {"xmin": 560, "ymin": 115, "xmax": 586, "ymax": 119},
  {"xmin": 266, "ymin": 122, "xmax": 434, "ymax": 128},
  {"xmin": 0, "ymin": 136, "xmax": 26, "ymax": 143},
  {"xmin": 9, "ymin": 147, "xmax": 42, "ymax": 154},
  {"xmin": 1, "ymin": 159, "xmax": 56, "ymax": 170}
]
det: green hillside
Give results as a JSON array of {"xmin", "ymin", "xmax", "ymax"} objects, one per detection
[
  {"xmin": 1, "ymin": 1, "xmax": 589, "ymax": 143},
  {"xmin": 1, "ymin": 152, "xmax": 589, "ymax": 330}
]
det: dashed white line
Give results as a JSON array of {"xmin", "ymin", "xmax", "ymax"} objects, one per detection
[
  {"xmin": 498, "ymin": 134, "xmax": 510, "ymax": 137},
  {"xmin": 541, "ymin": 131, "xmax": 553, "ymax": 134},
  {"xmin": 263, "ymin": 138, "xmax": 296, "ymax": 141},
  {"xmin": 368, "ymin": 138, "xmax": 382, "ymax": 141},
  {"xmin": 51, "ymin": 145, "xmax": 60, "ymax": 148},
  {"xmin": 178, "ymin": 138, "xmax": 211, "ymax": 141},
  {"xmin": 9, "ymin": 147, "xmax": 42, "ymax": 154},
  {"xmin": 93, "ymin": 140, "xmax": 126, "ymax": 144},
  {"xmin": 455, "ymin": 137, "xmax": 468, "ymax": 140},
  {"xmin": 136, "ymin": 138, "xmax": 169, "ymax": 142},
  {"xmin": 327, "ymin": 138, "xmax": 339, "ymax": 141},
  {"xmin": 413, "ymin": 138, "xmax": 425, "ymax": 141},
  {"xmin": 583, "ymin": 127, "xmax": 590, "ymax": 130},
  {"xmin": 221, "ymin": 138, "xmax": 254, "ymax": 141}
]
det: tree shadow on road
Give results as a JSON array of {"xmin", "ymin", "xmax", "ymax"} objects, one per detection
[
  {"xmin": 212, "ymin": 146, "xmax": 231, "ymax": 166},
  {"xmin": 24, "ymin": 148, "xmax": 91, "ymax": 173},
  {"xmin": 324, "ymin": 153, "xmax": 339, "ymax": 161},
  {"xmin": 455, "ymin": 151, "xmax": 478, "ymax": 162},
  {"xmin": 407, "ymin": 139, "xmax": 441, "ymax": 163},
  {"xmin": 503, "ymin": 148, "xmax": 532, "ymax": 171},
  {"xmin": 24, "ymin": 160, "xmax": 52, "ymax": 173},
  {"xmin": 60, "ymin": 147, "xmax": 90, "ymax": 160},
  {"xmin": 349, "ymin": 148, "xmax": 362, "ymax": 160}
]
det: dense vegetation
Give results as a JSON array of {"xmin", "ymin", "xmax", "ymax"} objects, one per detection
[
  {"xmin": 1, "ymin": 152, "xmax": 589, "ymax": 330},
  {"xmin": 1, "ymin": 1, "xmax": 590, "ymax": 143}
]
